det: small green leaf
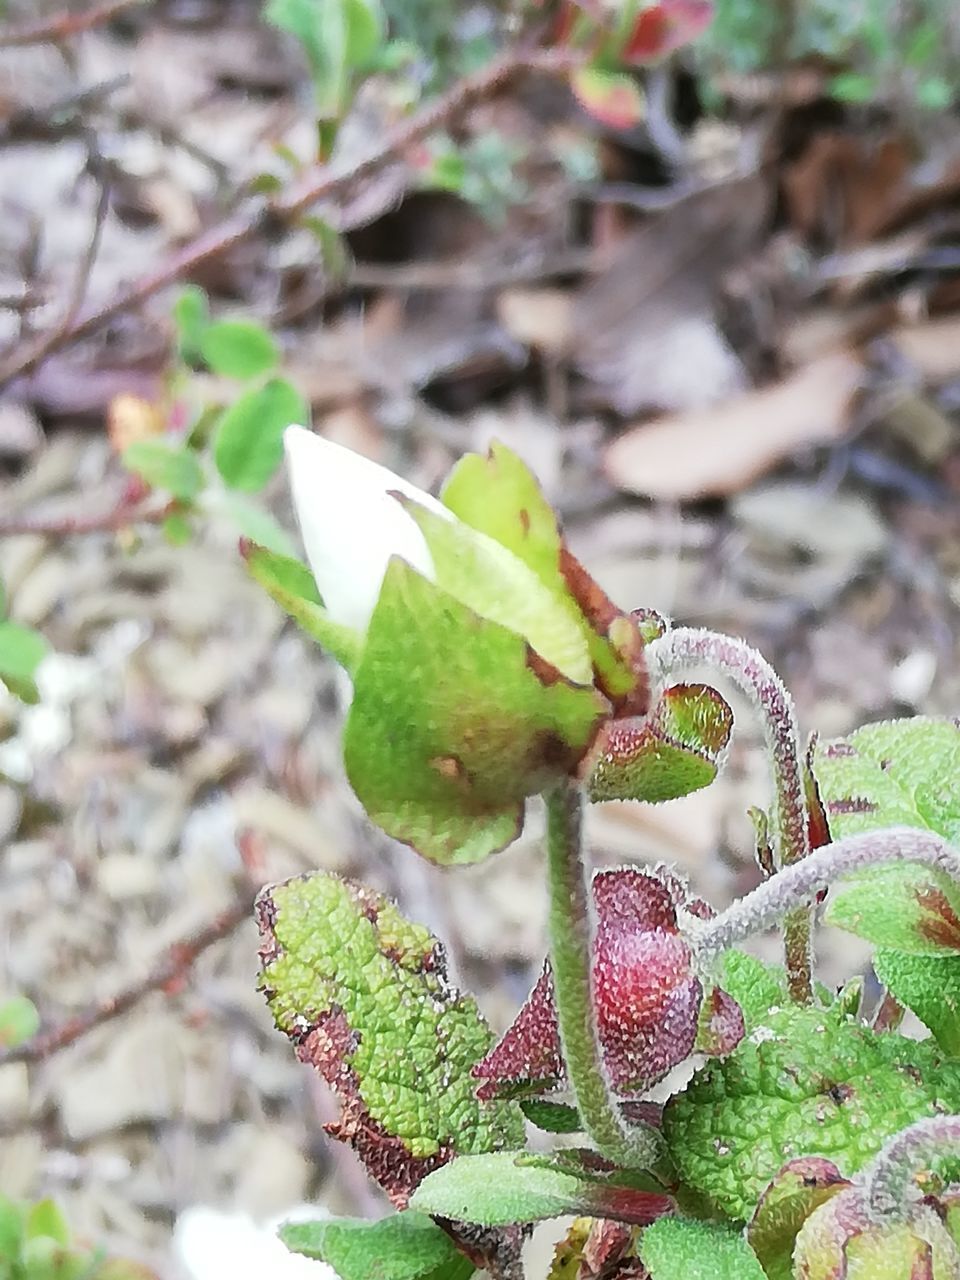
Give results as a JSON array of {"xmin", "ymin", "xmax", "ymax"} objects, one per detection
[
  {"xmin": 23, "ymin": 1199, "xmax": 69, "ymax": 1246},
  {"xmin": 874, "ymin": 949, "xmax": 960, "ymax": 1055},
  {"xmin": 172, "ymin": 285, "xmax": 209, "ymax": 361},
  {"xmin": 343, "ymin": 558, "xmax": 605, "ymax": 864},
  {"xmin": 0, "ymin": 996, "xmax": 39, "ymax": 1048},
  {"xmin": 257, "ymin": 873, "xmax": 524, "ymax": 1205},
  {"xmin": 162, "ymin": 513, "xmax": 193, "ymax": 546},
  {"xmin": 199, "ymin": 320, "xmax": 279, "ymax": 379},
  {"xmin": 571, "ymin": 69, "xmax": 645, "ymax": 130},
  {"xmin": 123, "ymin": 440, "xmax": 203, "ymax": 501},
  {"xmin": 242, "ymin": 543, "xmax": 362, "ymax": 672},
  {"xmin": 713, "ymin": 951, "xmax": 789, "ymax": 1032},
  {"xmin": 213, "ymin": 379, "xmax": 308, "ymax": 492},
  {"xmin": 519, "ymin": 1099, "xmax": 582, "ymax": 1134},
  {"xmin": 410, "ymin": 1152, "xmax": 673, "ymax": 1228},
  {"xmin": 640, "ymin": 1219, "xmax": 765, "ymax": 1280},
  {"xmin": 0, "ymin": 1195, "xmax": 22, "ymax": 1262},
  {"xmin": 280, "ymin": 1211, "xmax": 473, "ymax": 1280},
  {"xmin": 0, "ymin": 622, "xmax": 47, "ymax": 686},
  {"xmin": 830, "ymin": 71, "xmax": 875, "ymax": 102}
]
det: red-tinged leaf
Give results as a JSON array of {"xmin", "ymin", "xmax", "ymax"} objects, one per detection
[
  {"xmin": 571, "ymin": 68, "xmax": 645, "ymax": 131},
  {"xmin": 474, "ymin": 869, "xmax": 736, "ymax": 1100},
  {"xmin": 695, "ymin": 987, "xmax": 746, "ymax": 1058},
  {"xmin": 747, "ymin": 1158, "xmax": 849, "ymax": 1280},
  {"xmin": 624, "ymin": 0, "xmax": 714, "ymax": 63},
  {"xmin": 804, "ymin": 735, "xmax": 831, "ymax": 852}
]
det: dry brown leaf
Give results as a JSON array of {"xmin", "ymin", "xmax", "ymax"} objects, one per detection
[
  {"xmin": 783, "ymin": 133, "xmax": 911, "ymax": 247},
  {"xmin": 889, "ymin": 316, "xmax": 960, "ymax": 382},
  {"xmin": 604, "ymin": 351, "xmax": 864, "ymax": 501}
]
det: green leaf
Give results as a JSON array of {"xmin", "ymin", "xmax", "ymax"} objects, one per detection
[
  {"xmin": 519, "ymin": 1099, "xmax": 582, "ymax": 1134},
  {"xmin": 409, "ymin": 1152, "xmax": 673, "ymax": 1228},
  {"xmin": 712, "ymin": 951, "xmax": 789, "ymax": 1032},
  {"xmin": 874, "ymin": 949, "xmax": 960, "ymax": 1055},
  {"xmin": 0, "ymin": 1195, "xmax": 22, "ymax": 1263},
  {"xmin": 640, "ymin": 1219, "xmax": 765, "ymax": 1280},
  {"xmin": 242, "ymin": 543, "xmax": 362, "ymax": 672},
  {"xmin": 587, "ymin": 683, "xmax": 732, "ymax": 803},
  {"xmin": 123, "ymin": 440, "xmax": 203, "ymax": 501},
  {"xmin": 257, "ymin": 872, "xmax": 524, "ymax": 1205},
  {"xmin": 280, "ymin": 1211, "xmax": 473, "ymax": 1280},
  {"xmin": 813, "ymin": 719, "xmax": 960, "ymax": 954},
  {"xmin": 208, "ymin": 492, "xmax": 297, "ymax": 557},
  {"xmin": 199, "ymin": 320, "xmax": 279, "ymax": 379},
  {"xmin": 830, "ymin": 71, "xmax": 875, "ymax": 102},
  {"xmin": 162, "ymin": 513, "xmax": 193, "ymax": 546},
  {"xmin": 662, "ymin": 1002, "xmax": 960, "ymax": 1220},
  {"xmin": 0, "ymin": 622, "xmax": 47, "ymax": 686},
  {"xmin": 172, "ymin": 285, "xmax": 209, "ymax": 362},
  {"xmin": 213, "ymin": 378, "xmax": 308, "ymax": 492},
  {"xmin": 23, "ymin": 1200, "xmax": 69, "ymax": 1246},
  {"xmin": 343, "ymin": 559, "xmax": 605, "ymax": 864},
  {"xmin": 0, "ymin": 996, "xmax": 39, "ymax": 1048},
  {"xmin": 746, "ymin": 1158, "xmax": 847, "ymax": 1280}
]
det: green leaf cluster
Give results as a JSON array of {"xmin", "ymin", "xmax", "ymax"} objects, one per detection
[{"xmin": 0, "ymin": 1196, "xmax": 149, "ymax": 1280}]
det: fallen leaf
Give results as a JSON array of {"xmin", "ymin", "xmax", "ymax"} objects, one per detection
[{"xmin": 604, "ymin": 351, "xmax": 864, "ymax": 501}]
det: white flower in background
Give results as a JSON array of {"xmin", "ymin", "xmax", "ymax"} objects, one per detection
[
  {"xmin": 174, "ymin": 1206, "xmax": 336, "ymax": 1280},
  {"xmin": 283, "ymin": 426, "xmax": 449, "ymax": 632}
]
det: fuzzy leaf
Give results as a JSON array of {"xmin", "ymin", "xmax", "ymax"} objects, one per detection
[
  {"xmin": 242, "ymin": 543, "xmax": 362, "ymax": 673},
  {"xmin": 587, "ymin": 683, "xmax": 732, "ymax": 803},
  {"xmin": 519, "ymin": 1099, "xmax": 583, "ymax": 1134},
  {"xmin": 0, "ymin": 622, "xmax": 47, "ymax": 689},
  {"xmin": 343, "ymin": 559, "xmax": 605, "ymax": 865},
  {"xmin": 662, "ymin": 1002, "xmax": 960, "ymax": 1220},
  {"xmin": 746, "ymin": 1158, "xmax": 848, "ymax": 1280},
  {"xmin": 409, "ymin": 1151, "xmax": 674, "ymax": 1228},
  {"xmin": 873, "ymin": 949, "xmax": 960, "ymax": 1055},
  {"xmin": 280, "ymin": 1211, "xmax": 473, "ymax": 1280},
  {"xmin": 257, "ymin": 872, "xmax": 524, "ymax": 1206},
  {"xmin": 571, "ymin": 69, "xmax": 644, "ymax": 130},
  {"xmin": 123, "ymin": 440, "xmax": 203, "ymax": 501},
  {"xmin": 825, "ymin": 862, "xmax": 960, "ymax": 955},
  {"xmin": 199, "ymin": 319, "xmax": 278, "ymax": 379},
  {"xmin": 474, "ymin": 869, "xmax": 732, "ymax": 1099},
  {"xmin": 214, "ymin": 378, "xmax": 309, "ymax": 492},
  {"xmin": 712, "ymin": 951, "xmax": 790, "ymax": 1032},
  {"xmin": 639, "ymin": 1218, "xmax": 765, "ymax": 1280},
  {"xmin": 814, "ymin": 719, "xmax": 960, "ymax": 954}
]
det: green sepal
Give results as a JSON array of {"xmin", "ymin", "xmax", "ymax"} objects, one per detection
[
  {"xmin": 587, "ymin": 683, "xmax": 732, "ymax": 804},
  {"xmin": 257, "ymin": 872, "xmax": 524, "ymax": 1206},
  {"xmin": 746, "ymin": 1158, "xmax": 848, "ymax": 1280},
  {"xmin": 409, "ymin": 1151, "xmax": 674, "ymax": 1228},
  {"xmin": 874, "ymin": 948, "xmax": 960, "ymax": 1054},
  {"xmin": 344, "ymin": 558, "xmax": 605, "ymax": 865},
  {"xmin": 242, "ymin": 542, "xmax": 362, "ymax": 673},
  {"xmin": 279, "ymin": 1211, "xmax": 474, "ymax": 1280},
  {"xmin": 639, "ymin": 1219, "xmax": 766, "ymax": 1280}
]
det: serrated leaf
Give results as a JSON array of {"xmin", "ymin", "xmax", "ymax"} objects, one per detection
[
  {"xmin": 280, "ymin": 1211, "xmax": 473, "ymax": 1280},
  {"xmin": 662, "ymin": 1003, "xmax": 960, "ymax": 1220},
  {"xmin": 814, "ymin": 719, "xmax": 960, "ymax": 954},
  {"xmin": 587, "ymin": 683, "xmax": 732, "ymax": 803},
  {"xmin": 640, "ymin": 1218, "xmax": 765, "ymax": 1280},
  {"xmin": 410, "ymin": 1152, "xmax": 673, "ymax": 1228},
  {"xmin": 746, "ymin": 1158, "xmax": 848, "ymax": 1280},
  {"xmin": 571, "ymin": 69, "xmax": 645, "ymax": 130},
  {"xmin": 242, "ymin": 543, "xmax": 362, "ymax": 672},
  {"xmin": 199, "ymin": 320, "xmax": 278, "ymax": 379},
  {"xmin": 213, "ymin": 379, "xmax": 309, "ymax": 492},
  {"xmin": 519, "ymin": 1099, "xmax": 582, "ymax": 1134},
  {"xmin": 343, "ymin": 558, "xmax": 605, "ymax": 864},
  {"xmin": 0, "ymin": 996, "xmax": 39, "ymax": 1048},
  {"xmin": 0, "ymin": 622, "xmax": 47, "ymax": 686},
  {"xmin": 874, "ymin": 949, "xmax": 960, "ymax": 1055},
  {"xmin": 257, "ymin": 872, "xmax": 524, "ymax": 1206},
  {"xmin": 123, "ymin": 439, "xmax": 203, "ymax": 501}
]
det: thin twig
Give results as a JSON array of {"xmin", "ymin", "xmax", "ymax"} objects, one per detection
[
  {"xmin": 0, "ymin": 0, "xmax": 146, "ymax": 49},
  {"xmin": 0, "ymin": 893, "xmax": 254, "ymax": 1067},
  {"xmin": 0, "ymin": 498, "xmax": 172, "ymax": 537},
  {"xmin": 0, "ymin": 46, "xmax": 579, "ymax": 391}
]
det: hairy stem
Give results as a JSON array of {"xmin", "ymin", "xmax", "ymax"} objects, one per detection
[
  {"xmin": 649, "ymin": 627, "xmax": 812, "ymax": 1002},
  {"xmin": 691, "ymin": 827, "xmax": 960, "ymax": 967},
  {"xmin": 544, "ymin": 782, "xmax": 660, "ymax": 1168},
  {"xmin": 864, "ymin": 1115, "xmax": 960, "ymax": 1221}
]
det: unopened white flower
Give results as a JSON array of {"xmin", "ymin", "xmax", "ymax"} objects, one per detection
[
  {"xmin": 283, "ymin": 426, "xmax": 448, "ymax": 632},
  {"xmin": 174, "ymin": 1206, "xmax": 335, "ymax": 1280}
]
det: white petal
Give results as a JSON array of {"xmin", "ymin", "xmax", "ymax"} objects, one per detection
[
  {"xmin": 174, "ymin": 1206, "xmax": 335, "ymax": 1280},
  {"xmin": 283, "ymin": 427, "xmax": 448, "ymax": 631}
]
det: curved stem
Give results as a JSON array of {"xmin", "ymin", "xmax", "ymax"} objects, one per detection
[
  {"xmin": 864, "ymin": 1115, "xmax": 960, "ymax": 1221},
  {"xmin": 691, "ymin": 827, "xmax": 960, "ymax": 967},
  {"xmin": 649, "ymin": 627, "xmax": 812, "ymax": 1001},
  {"xmin": 544, "ymin": 781, "xmax": 660, "ymax": 1168}
]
